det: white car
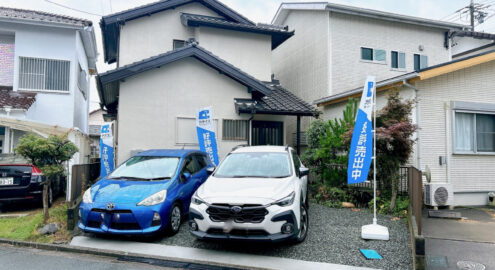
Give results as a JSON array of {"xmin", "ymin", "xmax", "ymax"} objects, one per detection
[{"xmin": 189, "ymin": 145, "xmax": 309, "ymax": 243}]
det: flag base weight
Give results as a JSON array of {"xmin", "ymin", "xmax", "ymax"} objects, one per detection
[{"xmin": 361, "ymin": 220, "xmax": 389, "ymax": 241}]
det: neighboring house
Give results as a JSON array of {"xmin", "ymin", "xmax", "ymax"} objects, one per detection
[
  {"xmin": 271, "ymin": 2, "xmax": 473, "ymax": 144},
  {"xmin": 97, "ymin": 0, "xmax": 315, "ymax": 164},
  {"xmin": 314, "ymin": 50, "xmax": 495, "ymax": 206},
  {"xmin": 0, "ymin": 7, "xmax": 98, "ymax": 156},
  {"xmin": 88, "ymin": 108, "xmax": 105, "ymax": 159}
]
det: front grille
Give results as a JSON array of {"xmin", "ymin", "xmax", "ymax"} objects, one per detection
[
  {"xmin": 91, "ymin": 208, "xmax": 132, "ymax": 214},
  {"xmin": 206, "ymin": 228, "xmax": 268, "ymax": 237},
  {"xmin": 87, "ymin": 220, "xmax": 101, "ymax": 228},
  {"xmin": 110, "ymin": 222, "xmax": 141, "ymax": 230},
  {"xmin": 206, "ymin": 204, "xmax": 268, "ymax": 223}
]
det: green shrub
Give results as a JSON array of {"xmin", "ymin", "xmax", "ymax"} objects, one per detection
[{"xmin": 370, "ymin": 196, "xmax": 409, "ymax": 218}]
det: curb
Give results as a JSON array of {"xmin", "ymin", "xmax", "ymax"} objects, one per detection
[{"xmin": 0, "ymin": 238, "xmax": 260, "ymax": 270}]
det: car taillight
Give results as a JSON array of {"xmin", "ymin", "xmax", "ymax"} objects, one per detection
[{"xmin": 30, "ymin": 166, "xmax": 43, "ymax": 183}]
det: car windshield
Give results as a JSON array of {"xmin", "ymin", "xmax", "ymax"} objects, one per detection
[
  {"xmin": 214, "ymin": 152, "xmax": 292, "ymax": 178},
  {"xmin": 108, "ymin": 156, "xmax": 180, "ymax": 180}
]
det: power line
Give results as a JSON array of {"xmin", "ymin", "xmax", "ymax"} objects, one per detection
[{"xmin": 44, "ymin": 0, "xmax": 103, "ymax": 16}]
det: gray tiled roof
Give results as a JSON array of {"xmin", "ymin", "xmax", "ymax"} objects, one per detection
[
  {"xmin": 181, "ymin": 13, "xmax": 293, "ymax": 49},
  {"xmin": 0, "ymin": 6, "xmax": 92, "ymax": 27},
  {"xmin": 235, "ymin": 83, "xmax": 316, "ymax": 116}
]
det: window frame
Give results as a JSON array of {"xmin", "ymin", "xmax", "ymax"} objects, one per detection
[
  {"xmin": 18, "ymin": 56, "xmax": 71, "ymax": 93},
  {"xmin": 414, "ymin": 54, "xmax": 428, "ymax": 71},
  {"xmin": 391, "ymin": 51, "xmax": 406, "ymax": 71},
  {"xmin": 360, "ymin": 47, "xmax": 387, "ymax": 65},
  {"xmin": 453, "ymin": 110, "xmax": 495, "ymax": 155}
]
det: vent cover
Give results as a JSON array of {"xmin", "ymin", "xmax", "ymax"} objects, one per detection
[{"xmin": 434, "ymin": 187, "xmax": 449, "ymax": 206}]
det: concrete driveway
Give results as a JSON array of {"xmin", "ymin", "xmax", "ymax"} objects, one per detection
[{"xmin": 423, "ymin": 206, "xmax": 495, "ymax": 269}]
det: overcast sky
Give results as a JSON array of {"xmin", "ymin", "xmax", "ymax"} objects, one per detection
[{"xmin": 2, "ymin": 0, "xmax": 495, "ymax": 110}]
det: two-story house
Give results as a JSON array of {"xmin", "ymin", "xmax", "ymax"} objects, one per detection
[
  {"xmin": 272, "ymin": 2, "xmax": 495, "ymax": 206},
  {"xmin": 0, "ymin": 7, "xmax": 97, "ymax": 155},
  {"xmin": 96, "ymin": 0, "xmax": 315, "ymax": 164}
]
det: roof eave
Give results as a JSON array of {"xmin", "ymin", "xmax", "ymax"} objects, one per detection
[{"xmin": 0, "ymin": 17, "xmax": 86, "ymax": 30}]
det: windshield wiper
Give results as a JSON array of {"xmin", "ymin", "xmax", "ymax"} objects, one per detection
[
  {"xmin": 149, "ymin": 177, "xmax": 172, "ymax": 181},
  {"xmin": 231, "ymin": 175, "xmax": 271, "ymax": 178},
  {"xmin": 108, "ymin": 176, "xmax": 147, "ymax": 181}
]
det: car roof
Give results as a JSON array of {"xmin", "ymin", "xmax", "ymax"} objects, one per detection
[
  {"xmin": 231, "ymin": 145, "xmax": 291, "ymax": 153},
  {"xmin": 135, "ymin": 149, "xmax": 204, "ymax": 158}
]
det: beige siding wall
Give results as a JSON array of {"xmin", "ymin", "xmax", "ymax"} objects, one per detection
[
  {"xmin": 119, "ymin": 3, "xmax": 220, "ymax": 66},
  {"xmin": 116, "ymin": 57, "xmax": 288, "ymax": 164},
  {"xmin": 416, "ymin": 60, "xmax": 495, "ymax": 196},
  {"xmin": 330, "ymin": 12, "xmax": 451, "ymax": 95},
  {"xmin": 197, "ymin": 27, "xmax": 272, "ymax": 81}
]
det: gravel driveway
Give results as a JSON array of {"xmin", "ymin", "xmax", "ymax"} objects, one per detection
[{"xmin": 158, "ymin": 203, "xmax": 412, "ymax": 270}]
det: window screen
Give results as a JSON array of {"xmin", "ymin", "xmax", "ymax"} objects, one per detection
[
  {"xmin": 476, "ymin": 114, "xmax": 495, "ymax": 152},
  {"xmin": 19, "ymin": 57, "xmax": 70, "ymax": 91},
  {"xmin": 223, "ymin": 119, "xmax": 248, "ymax": 141},
  {"xmin": 391, "ymin": 51, "xmax": 406, "ymax": 69},
  {"xmin": 373, "ymin": 49, "xmax": 386, "ymax": 62}
]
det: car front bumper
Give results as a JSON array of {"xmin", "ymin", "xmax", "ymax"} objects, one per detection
[
  {"xmin": 189, "ymin": 203, "xmax": 299, "ymax": 242},
  {"xmin": 78, "ymin": 201, "xmax": 170, "ymax": 235}
]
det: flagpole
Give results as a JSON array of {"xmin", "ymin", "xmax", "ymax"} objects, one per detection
[{"xmin": 373, "ymin": 79, "xmax": 377, "ymax": 225}]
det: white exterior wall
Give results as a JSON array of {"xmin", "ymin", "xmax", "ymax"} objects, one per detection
[
  {"xmin": 117, "ymin": 57, "xmax": 288, "ymax": 164},
  {"xmin": 74, "ymin": 31, "xmax": 90, "ymax": 134},
  {"xmin": 0, "ymin": 21, "xmax": 90, "ymax": 133},
  {"xmin": 451, "ymin": 36, "xmax": 494, "ymax": 58},
  {"xmin": 416, "ymin": 60, "xmax": 495, "ymax": 205},
  {"xmin": 329, "ymin": 12, "xmax": 451, "ymax": 95},
  {"xmin": 197, "ymin": 27, "xmax": 271, "ymax": 81},
  {"xmin": 118, "ymin": 2, "xmax": 221, "ymax": 66}
]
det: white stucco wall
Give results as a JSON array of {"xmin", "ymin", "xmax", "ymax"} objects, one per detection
[
  {"xmin": 451, "ymin": 36, "xmax": 494, "ymax": 58},
  {"xmin": 329, "ymin": 12, "xmax": 451, "ymax": 95},
  {"xmin": 74, "ymin": 31, "xmax": 90, "ymax": 134},
  {"xmin": 118, "ymin": 2, "xmax": 221, "ymax": 66},
  {"xmin": 197, "ymin": 27, "xmax": 272, "ymax": 81},
  {"xmin": 0, "ymin": 21, "xmax": 90, "ymax": 133},
  {"xmin": 117, "ymin": 57, "xmax": 289, "ymax": 164}
]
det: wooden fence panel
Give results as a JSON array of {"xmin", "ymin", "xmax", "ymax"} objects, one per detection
[
  {"xmin": 69, "ymin": 163, "xmax": 100, "ymax": 205},
  {"xmin": 408, "ymin": 166, "xmax": 423, "ymax": 235}
]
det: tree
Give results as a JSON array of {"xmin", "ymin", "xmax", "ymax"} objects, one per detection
[
  {"xmin": 16, "ymin": 133, "xmax": 78, "ymax": 222},
  {"xmin": 344, "ymin": 89, "xmax": 417, "ymax": 212}
]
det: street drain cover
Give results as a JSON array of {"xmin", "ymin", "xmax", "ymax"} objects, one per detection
[{"xmin": 457, "ymin": 261, "xmax": 486, "ymax": 270}]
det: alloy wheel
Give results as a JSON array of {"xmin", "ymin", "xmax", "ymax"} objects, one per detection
[
  {"xmin": 298, "ymin": 204, "xmax": 308, "ymax": 240},
  {"xmin": 171, "ymin": 206, "xmax": 181, "ymax": 232}
]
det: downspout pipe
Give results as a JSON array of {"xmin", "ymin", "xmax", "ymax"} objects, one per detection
[
  {"xmin": 403, "ymin": 80, "xmax": 421, "ymax": 170},
  {"xmin": 247, "ymin": 109, "xmax": 256, "ymax": 146}
]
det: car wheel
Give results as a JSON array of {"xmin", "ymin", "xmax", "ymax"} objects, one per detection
[
  {"xmin": 293, "ymin": 201, "xmax": 309, "ymax": 244},
  {"xmin": 166, "ymin": 203, "xmax": 182, "ymax": 235}
]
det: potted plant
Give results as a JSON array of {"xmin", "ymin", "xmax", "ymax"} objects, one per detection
[{"xmin": 488, "ymin": 192, "xmax": 495, "ymax": 205}]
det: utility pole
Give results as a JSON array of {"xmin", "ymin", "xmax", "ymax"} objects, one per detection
[{"xmin": 470, "ymin": 0, "xmax": 475, "ymax": 30}]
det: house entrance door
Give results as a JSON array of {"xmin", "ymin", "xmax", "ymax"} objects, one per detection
[{"xmin": 251, "ymin": 121, "xmax": 283, "ymax": 146}]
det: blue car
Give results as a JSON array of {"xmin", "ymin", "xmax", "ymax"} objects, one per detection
[{"xmin": 78, "ymin": 149, "xmax": 212, "ymax": 236}]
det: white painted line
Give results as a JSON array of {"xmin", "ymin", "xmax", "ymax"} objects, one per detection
[{"xmin": 70, "ymin": 236, "xmax": 378, "ymax": 270}]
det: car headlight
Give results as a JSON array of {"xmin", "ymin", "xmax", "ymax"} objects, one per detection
[
  {"xmin": 82, "ymin": 188, "xmax": 93, "ymax": 203},
  {"xmin": 137, "ymin": 190, "xmax": 167, "ymax": 206},
  {"xmin": 273, "ymin": 192, "xmax": 295, "ymax": 207},
  {"xmin": 192, "ymin": 193, "xmax": 205, "ymax": 205}
]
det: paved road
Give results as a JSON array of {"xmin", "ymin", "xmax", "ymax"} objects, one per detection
[
  {"xmin": 423, "ymin": 207, "xmax": 495, "ymax": 269},
  {"xmin": 0, "ymin": 244, "xmax": 178, "ymax": 270}
]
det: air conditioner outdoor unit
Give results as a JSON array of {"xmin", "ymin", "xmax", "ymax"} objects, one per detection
[{"xmin": 424, "ymin": 183, "xmax": 454, "ymax": 207}]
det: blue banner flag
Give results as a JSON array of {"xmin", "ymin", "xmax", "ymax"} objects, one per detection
[
  {"xmin": 348, "ymin": 76, "xmax": 376, "ymax": 184},
  {"xmin": 196, "ymin": 107, "xmax": 219, "ymax": 166},
  {"xmin": 100, "ymin": 122, "xmax": 115, "ymax": 178}
]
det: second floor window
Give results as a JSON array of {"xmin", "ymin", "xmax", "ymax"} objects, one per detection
[
  {"xmin": 361, "ymin": 47, "xmax": 386, "ymax": 63},
  {"xmin": 173, "ymin": 39, "xmax": 186, "ymax": 50},
  {"xmin": 18, "ymin": 57, "xmax": 70, "ymax": 92},
  {"xmin": 414, "ymin": 54, "xmax": 428, "ymax": 71},
  {"xmin": 391, "ymin": 51, "xmax": 406, "ymax": 69}
]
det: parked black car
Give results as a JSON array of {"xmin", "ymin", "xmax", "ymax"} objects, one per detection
[{"xmin": 0, "ymin": 155, "xmax": 64, "ymax": 206}]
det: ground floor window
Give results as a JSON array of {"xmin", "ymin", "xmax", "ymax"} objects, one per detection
[
  {"xmin": 222, "ymin": 119, "xmax": 248, "ymax": 141},
  {"xmin": 454, "ymin": 111, "xmax": 495, "ymax": 153}
]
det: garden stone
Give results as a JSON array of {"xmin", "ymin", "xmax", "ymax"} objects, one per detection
[
  {"xmin": 39, "ymin": 223, "xmax": 59, "ymax": 235},
  {"xmin": 342, "ymin": 202, "xmax": 355, "ymax": 208}
]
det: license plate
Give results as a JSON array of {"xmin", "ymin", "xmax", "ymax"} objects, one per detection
[{"xmin": 0, "ymin": 177, "xmax": 14, "ymax": 186}]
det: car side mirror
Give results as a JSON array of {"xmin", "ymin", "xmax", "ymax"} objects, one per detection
[
  {"xmin": 181, "ymin": 172, "xmax": 191, "ymax": 183},
  {"xmin": 206, "ymin": 167, "xmax": 215, "ymax": 175},
  {"xmin": 299, "ymin": 168, "xmax": 309, "ymax": 177}
]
